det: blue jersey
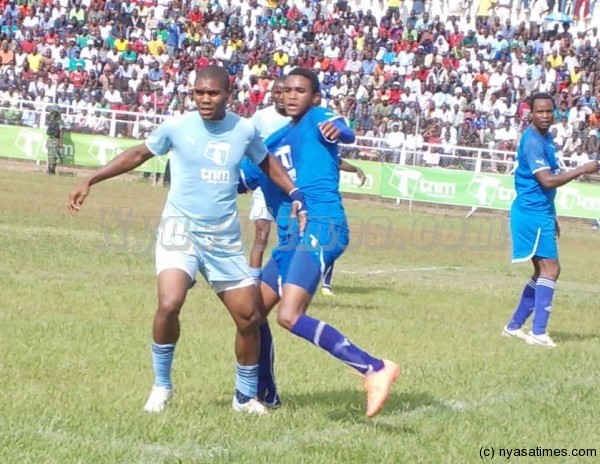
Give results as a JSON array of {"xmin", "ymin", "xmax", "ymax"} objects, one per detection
[
  {"xmin": 146, "ymin": 111, "xmax": 267, "ymax": 233},
  {"xmin": 241, "ymin": 106, "xmax": 348, "ymax": 234},
  {"xmin": 513, "ymin": 126, "xmax": 559, "ymax": 216}
]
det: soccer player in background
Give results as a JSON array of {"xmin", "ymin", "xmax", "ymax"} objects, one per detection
[
  {"xmin": 240, "ymin": 68, "xmax": 399, "ymax": 417},
  {"xmin": 248, "ymin": 76, "xmax": 291, "ymax": 282},
  {"xmin": 67, "ymin": 65, "xmax": 305, "ymax": 414},
  {"xmin": 502, "ymin": 92, "xmax": 599, "ymax": 347}
]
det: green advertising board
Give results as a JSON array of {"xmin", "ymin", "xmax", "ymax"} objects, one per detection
[
  {"xmin": 0, "ymin": 125, "xmax": 167, "ymax": 173},
  {"xmin": 378, "ymin": 163, "xmax": 600, "ymax": 219},
  {"xmin": 2, "ymin": 124, "xmax": 599, "ymax": 219},
  {"xmin": 338, "ymin": 159, "xmax": 382, "ymax": 196}
]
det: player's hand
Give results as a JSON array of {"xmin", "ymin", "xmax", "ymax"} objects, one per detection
[
  {"xmin": 68, "ymin": 180, "xmax": 90, "ymax": 216},
  {"xmin": 318, "ymin": 121, "xmax": 341, "ymax": 142},
  {"xmin": 555, "ymin": 219, "xmax": 560, "ymax": 238},
  {"xmin": 292, "ymin": 204, "xmax": 308, "ymax": 236},
  {"xmin": 289, "ymin": 188, "xmax": 307, "ymax": 236},
  {"xmin": 581, "ymin": 160, "xmax": 600, "ymax": 174},
  {"xmin": 356, "ymin": 167, "xmax": 366, "ymax": 187}
]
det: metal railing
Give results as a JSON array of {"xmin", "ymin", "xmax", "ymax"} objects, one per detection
[
  {"xmin": 341, "ymin": 135, "xmax": 518, "ymax": 173},
  {"xmin": 0, "ymin": 98, "xmax": 574, "ymax": 177}
]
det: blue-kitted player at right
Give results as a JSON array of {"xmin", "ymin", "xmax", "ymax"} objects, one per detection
[
  {"xmin": 502, "ymin": 92, "xmax": 600, "ymax": 348},
  {"xmin": 240, "ymin": 68, "xmax": 399, "ymax": 418}
]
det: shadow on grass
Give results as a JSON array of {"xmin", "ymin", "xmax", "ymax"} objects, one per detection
[
  {"xmin": 271, "ymin": 389, "xmax": 440, "ymax": 431},
  {"xmin": 552, "ymin": 331, "xmax": 600, "ymax": 342}
]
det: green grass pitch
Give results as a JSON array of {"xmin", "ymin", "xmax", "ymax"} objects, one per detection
[{"xmin": 1, "ymin": 170, "xmax": 599, "ymax": 463}]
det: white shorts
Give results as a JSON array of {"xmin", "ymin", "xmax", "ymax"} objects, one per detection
[
  {"xmin": 249, "ymin": 187, "xmax": 274, "ymax": 222},
  {"xmin": 155, "ymin": 212, "xmax": 255, "ymax": 293}
]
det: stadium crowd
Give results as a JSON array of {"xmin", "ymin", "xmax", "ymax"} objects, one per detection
[{"xmin": 0, "ymin": 0, "xmax": 599, "ymax": 171}]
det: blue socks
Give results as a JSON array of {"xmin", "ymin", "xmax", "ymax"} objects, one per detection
[
  {"xmin": 235, "ymin": 363, "xmax": 259, "ymax": 399},
  {"xmin": 291, "ymin": 314, "xmax": 384, "ymax": 375},
  {"xmin": 258, "ymin": 323, "xmax": 277, "ymax": 402},
  {"xmin": 152, "ymin": 342, "xmax": 176, "ymax": 389},
  {"xmin": 532, "ymin": 277, "xmax": 556, "ymax": 335},
  {"xmin": 152, "ymin": 343, "xmax": 259, "ymax": 401},
  {"xmin": 507, "ymin": 278, "xmax": 537, "ymax": 330}
]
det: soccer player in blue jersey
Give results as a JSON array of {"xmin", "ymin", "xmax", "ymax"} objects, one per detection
[
  {"xmin": 67, "ymin": 65, "xmax": 306, "ymax": 414},
  {"xmin": 502, "ymin": 92, "xmax": 599, "ymax": 348},
  {"xmin": 241, "ymin": 68, "xmax": 399, "ymax": 418}
]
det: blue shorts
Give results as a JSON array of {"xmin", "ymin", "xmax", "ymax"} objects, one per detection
[
  {"xmin": 262, "ymin": 219, "xmax": 349, "ymax": 296},
  {"xmin": 510, "ymin": 206, "xmax": 558, "ymax": 262}
]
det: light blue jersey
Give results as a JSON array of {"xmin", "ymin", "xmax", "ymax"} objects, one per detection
[
  {"xmin": 513, "ymin": 126, "xmax": 559, "ymax": 216},
  {"xmin": 146, "ymin": 111, "xmax": 267, "ymax": 233}
]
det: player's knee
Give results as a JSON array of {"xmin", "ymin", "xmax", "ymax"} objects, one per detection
[
  {"xmin": 235, "ymin": 308, "xmax": 260, "ymax": 333},
  {"xmin": 157, "ymin": 296, "xmax": 184, "ymax": 317},
  {"xmin": 544, "ymin": 262, "xmax": 561, "ymax": 281},
  {"xmin": 276, "ymin": 305, "xmax": 300, "ymax": 331}
]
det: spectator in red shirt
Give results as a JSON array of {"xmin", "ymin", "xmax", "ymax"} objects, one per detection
[
  {"xmin": 20, "ymin": 33, "xmax": 37, "ymax": 54},
  {"xmin": 44, "ymin": 28, "xmax": 60, "ymax": 46},
  {"xmin": 389, "ymin": 81, "xmax": 402, "ymax": 104},
  {"xmin": 249, "ymin": 85, "xmax": 264, "ymax": 105},
  {"xmin": 70, "ymin": 64, "xmax": 88, "ymax": 88},
  {"xmin": 194, "ymin": 52, "xmax": 209, "ymax": 69},
  {"xmin": 189, "ymin": 5, "xmax": 203, "ymax": 24},
  {"xmin": 297, "ymin": 51, "xmax": 314, "ymax": 68}
]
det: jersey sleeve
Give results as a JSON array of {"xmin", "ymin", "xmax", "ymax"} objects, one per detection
[
  {"xmin": 245, "ymin": 124, "xmax": 268, "ymax": 165},
  {"xmin": 239, "ymin": 157, "xmax": 263, "ymax": 191},
  {"xmin": 520, "ymin": 133, "xmax": 551, "ymax": 174},
  {"xmin": 311, "ymin": 107, "xmax": 355, "ymax": 144},
  {"xmin": 145, "ymin": 119, "xmax": 173, "ymax": 156}
]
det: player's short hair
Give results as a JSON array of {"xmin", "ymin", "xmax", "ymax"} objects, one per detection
[
  {"xmin": 195, "ymin": 65, "xmax": 230, "ymax": 92},
  {"xmin": 287, "ymin": 68, "xmax": 320, "ymax": 94},
  {"xmin": 530, "ymin": 92, "xmax": 555, "ymax": 111},
  {"xmin": 273, "ymin": 75, "xmax": 286, "ymax": 86}
]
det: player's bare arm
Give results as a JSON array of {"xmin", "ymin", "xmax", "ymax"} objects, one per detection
[
  {"xmin": 339, "ymin": 159, "xmax": 366, "ymax": 186},
  {"xmin": 68, "ymin": 143, "xmax": 154, "ymax": 216},
  {"xmin": 535, "ymin": 160, "xmax": 600, "ymax": 190}
]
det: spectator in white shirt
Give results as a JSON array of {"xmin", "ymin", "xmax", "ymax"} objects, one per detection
[
  {"xmin": 104, "ymin": 84, "xmax": 122, "ymax": 104},
  {"xmin": 568, "ymin": 102, "xmax": 588, "ymax": 125},
  {"xmin": 386, "ymin": 121, "xmax": 405, "ymax": 163},
  {"xmin": 562, "ymin": 132, "xmax": 583, "ymax": 166}
]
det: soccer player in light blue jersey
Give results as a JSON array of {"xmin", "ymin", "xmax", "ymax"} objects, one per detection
[
  {"xmin": 248, "ymin": 77, "xmax": 291, "ymax": 281},
  {"xmin": 240, "ymin": 68, "xmax": 400, "ymax": 418},
  {"xmin": 502, "ymin": 92, "xmax": 599, "ymax": 348},
  {"xmin": 68, "ymin": 65, "xmax": 306, "ymax": 414}
]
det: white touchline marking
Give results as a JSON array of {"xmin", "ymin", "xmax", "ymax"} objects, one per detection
[{"xmin": 340, "ymin": 266, "xmax": 461, "ymax": 275}]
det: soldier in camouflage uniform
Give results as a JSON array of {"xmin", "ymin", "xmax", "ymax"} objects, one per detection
[{"xmin": 46, "ymin": 106, "xmax": 63, "ymax": 175}]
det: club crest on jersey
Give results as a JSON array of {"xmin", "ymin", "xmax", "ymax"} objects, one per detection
[{"xmin": 203, "ymin": 141, "xmax": 231, "ymax": 166}]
